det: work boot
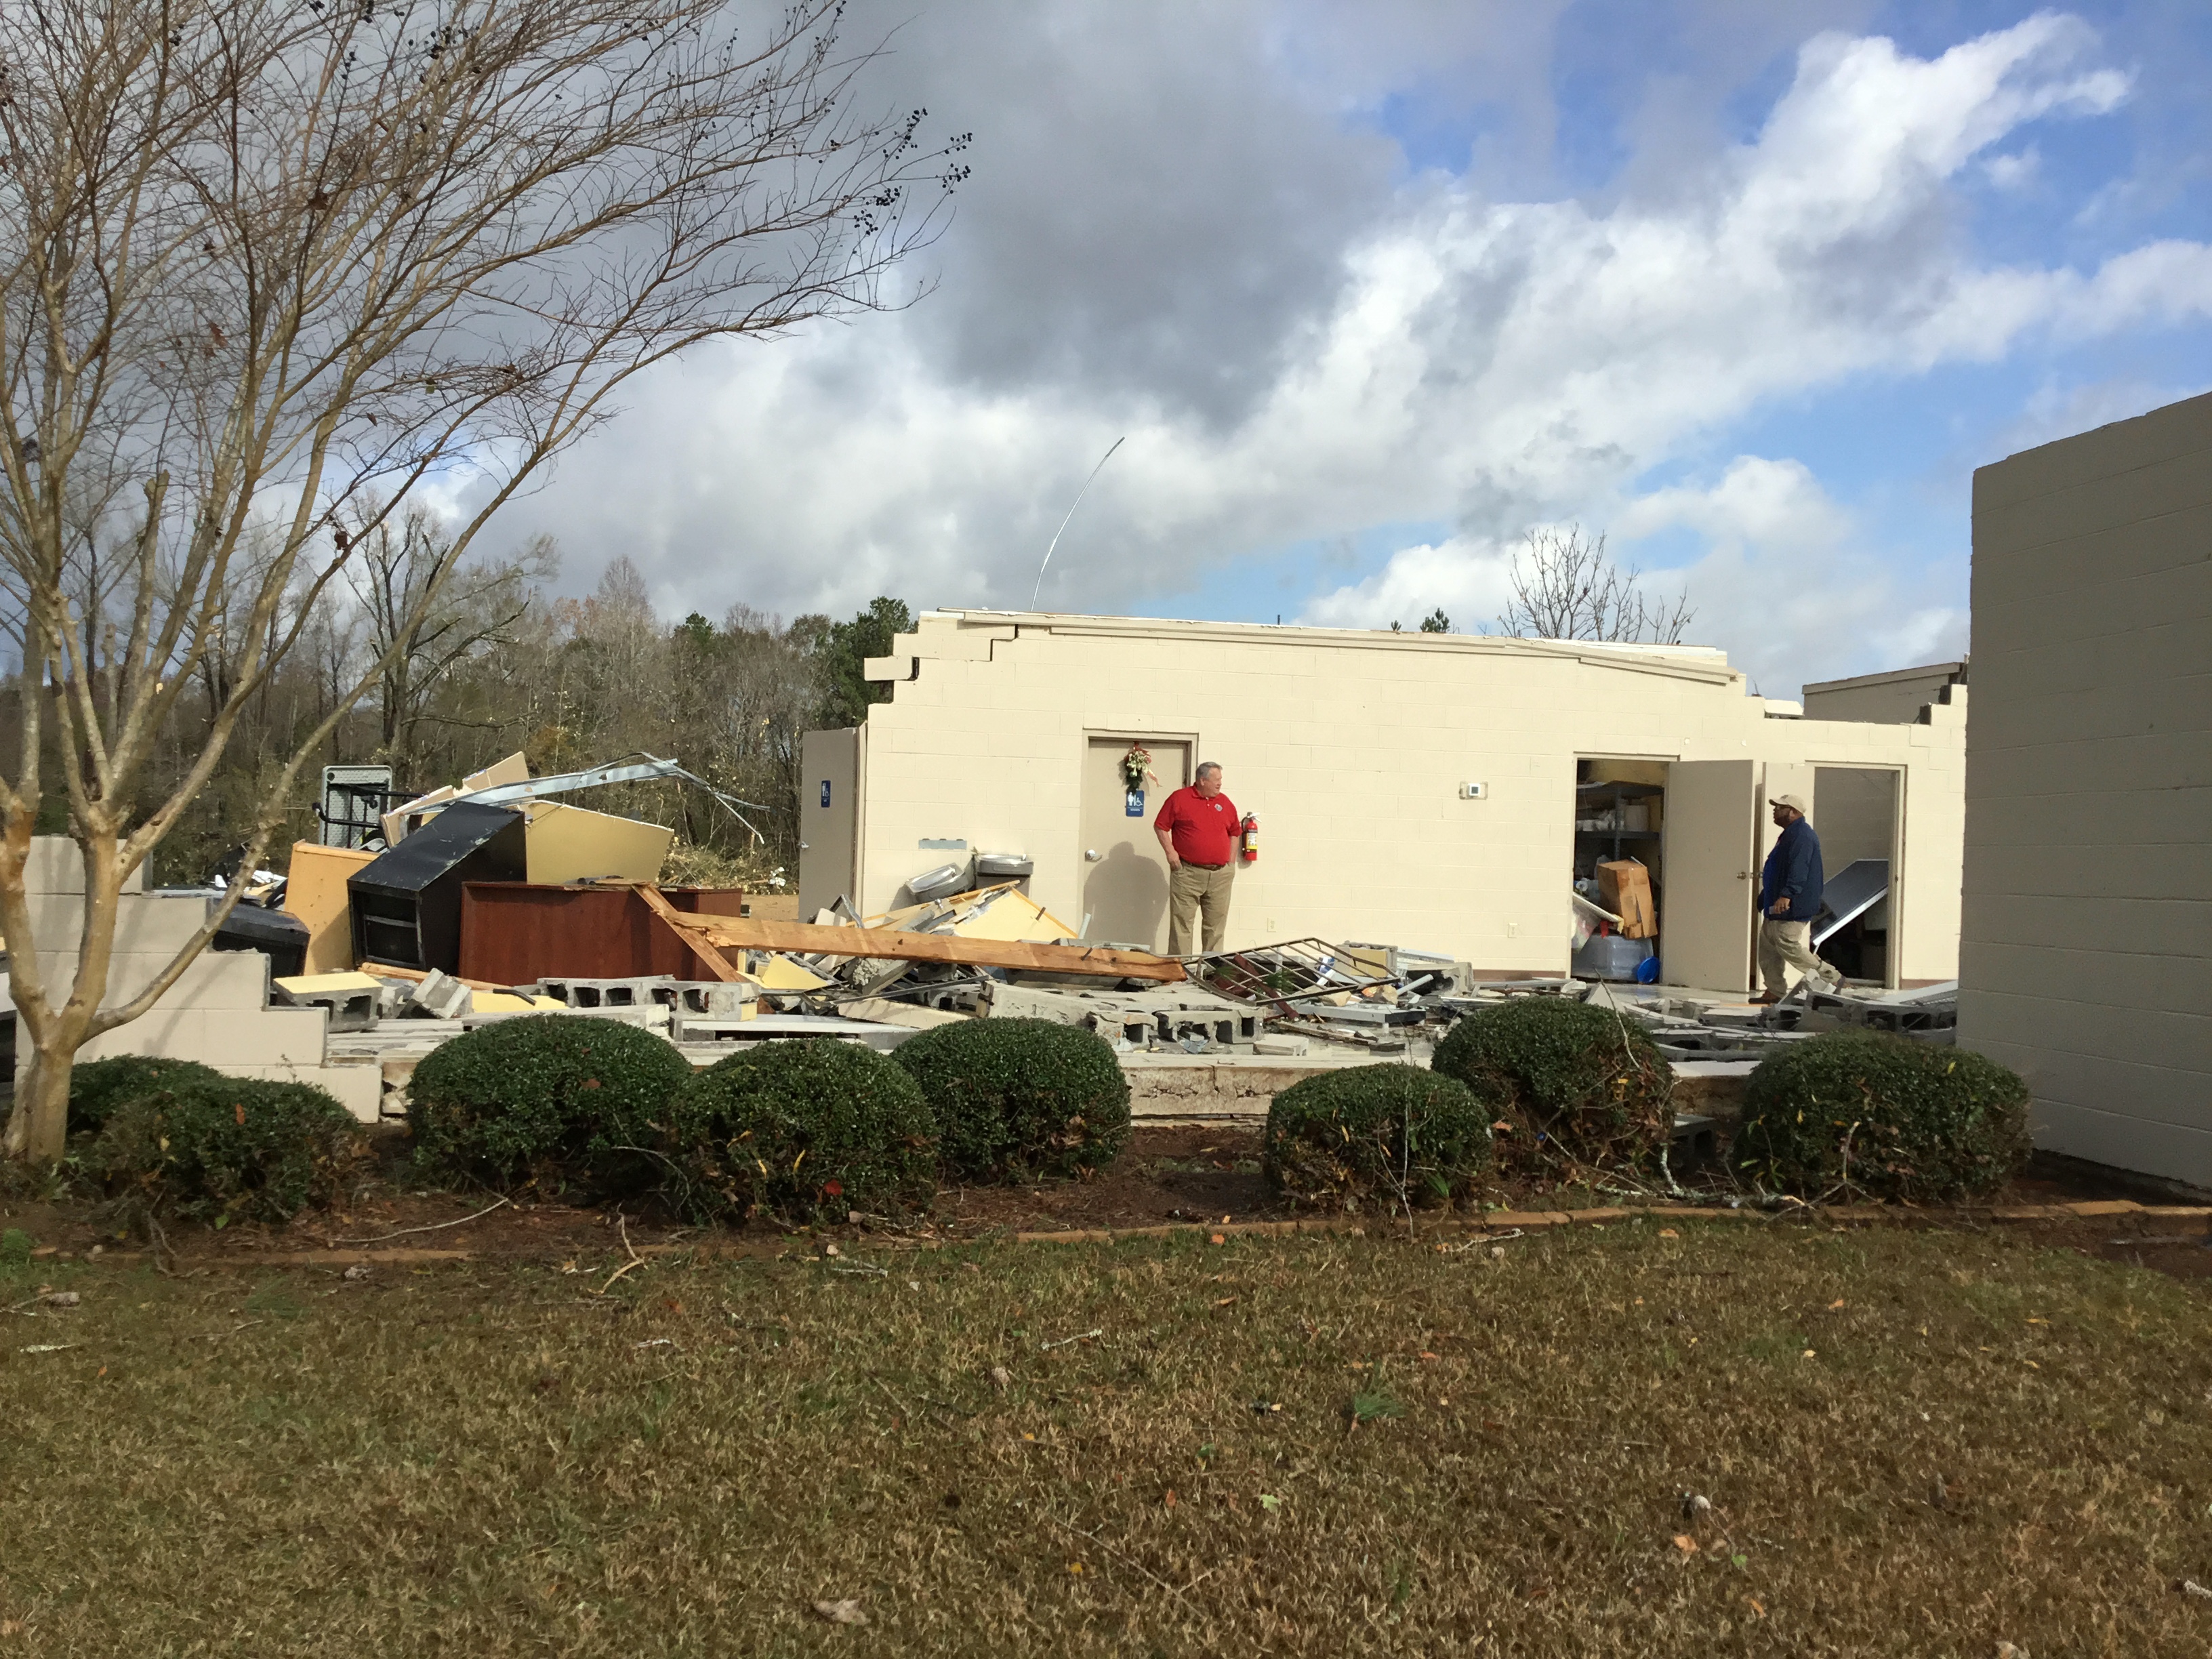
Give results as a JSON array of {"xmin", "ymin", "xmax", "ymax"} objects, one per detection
[{"xmin": 1749, "ymin": 990, "xmax": 1782, "ymax": 1006}]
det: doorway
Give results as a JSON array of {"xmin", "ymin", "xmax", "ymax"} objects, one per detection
[
  {"xmin": 1078, "ymin": 735, "xmax": 1191, "ymax": 949},
  {"xmin": 1810, "ymin": 766, "xmax": 1902, "ymax": 988},
  {"xmin": 1572, "ymin": 757, "xmax": 1671, "ymax": 983}
]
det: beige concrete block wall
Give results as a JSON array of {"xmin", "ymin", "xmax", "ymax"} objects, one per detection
[
  {"xmin": 1802, "ymin": 661, "xmax": 1967, "ymax": 724},
  {"xmin": 7, "ymin": 851, "xmax": 381, "ymax": 1122},
  {"xmin": 842, "ymin": 613, "xmax": 1965, "ymax": 981},
  {"xmin": 1960, "ymin": 389, "xmax": 2212, "ymax": 1187}
]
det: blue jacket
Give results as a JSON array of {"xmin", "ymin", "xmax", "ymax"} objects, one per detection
[{"xmin": 1761, "ymin": 817, "xmax": 1824, "ymax": 921}]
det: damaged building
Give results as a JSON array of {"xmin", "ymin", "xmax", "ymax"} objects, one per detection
[{"xmin": 801, "ymin": 612, "xmax": 1969, "ymax": 993}]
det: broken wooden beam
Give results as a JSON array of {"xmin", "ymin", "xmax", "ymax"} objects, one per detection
[
  {"xmin": 632, "ymin": 884, "xmax": 745, "ymax": 983},
  {"xmin": 654, "ymin": 912, "xmax": 1187, "ymax": 982}
]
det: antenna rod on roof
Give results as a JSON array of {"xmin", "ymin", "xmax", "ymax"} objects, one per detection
[{"xmin": 1030, "ymin": 435, "xmax": 1125, "ymax": 610}]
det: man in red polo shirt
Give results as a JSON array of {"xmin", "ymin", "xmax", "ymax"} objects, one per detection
[{"xmin": 1153, "ymin": 761, "xmax": 1239, "ymax": 954}]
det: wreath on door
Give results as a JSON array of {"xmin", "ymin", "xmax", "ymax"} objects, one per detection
[{"xmin": 1120, "ymin": 743, "xmax": 1157, "ymax": 792}]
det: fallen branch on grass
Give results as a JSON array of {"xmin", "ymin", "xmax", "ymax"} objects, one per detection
[
  {"xmin": 330, "ymin": 1195, "xmax": 512, "ymax": 1246},
  {"xmin": 1042, "ymin": 1511, "xmax": 1208, "ymax": 1603},
  {"xmin": 598, "ymin": 1214, "xmax": 647, "ymax": 1294}
]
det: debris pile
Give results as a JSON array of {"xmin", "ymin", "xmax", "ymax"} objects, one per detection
[{"xmin": 39, "ymin": 745, "xmax": 1929, "ymax": 1137}]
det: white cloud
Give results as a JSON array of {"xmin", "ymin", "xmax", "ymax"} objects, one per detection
[
  {"xmin": 1297, "ymin": 456, "xmax": 1967, "ymax": 699},
  {"xmin": 475, "ymin": 9, "xmax": 2207, "ymax": 690},
  {"xmin": 1984, "ymin": 145, "xmax": 2041, "ymax": 188},
  {"xmin": 1298, "ymin": 533, "xmax": 1519, "ymax": 633},
  {"xmin": 1621, "ymin": 457, "xmax": 1963, "ymax": 698}
]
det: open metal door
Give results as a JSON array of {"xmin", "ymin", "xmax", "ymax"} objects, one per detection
[{"xmin": 1659, "ymin": 760, "xmax": 1759, "ymax": 991}]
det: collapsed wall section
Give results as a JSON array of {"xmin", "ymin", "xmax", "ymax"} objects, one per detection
[{"xmin": 5, "ymin": 842, "xmax": 381, "ymax": 1121}]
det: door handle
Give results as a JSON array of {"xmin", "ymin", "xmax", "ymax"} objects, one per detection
[{"xmin": 1084, "ymin": 848, "xmax": 1101, "ymax": 862}]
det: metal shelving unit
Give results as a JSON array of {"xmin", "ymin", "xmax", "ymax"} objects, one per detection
[{"xmin": 1574, "ymin": 779, "xmax": 1664, "ymax": 870}]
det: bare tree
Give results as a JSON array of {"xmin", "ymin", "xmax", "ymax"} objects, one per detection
[
  {"xmin": 1496, "ymin": 526, "xmax": 1695, "ymax": 645},
  {"xmin": 349, "ymin": 506, "xmax": 552, "ymax": 781},
  {"xmin": 0, "ymin": 0, "xmax": 966, "ymax": 1161}
]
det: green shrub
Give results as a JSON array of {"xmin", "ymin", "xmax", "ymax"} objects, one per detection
[
  {"xmin": 670, "ymin": 1039, "xmax": 936, "ymax": 1226},
  {"xmin": 1431, "ymin": 997, "xmax": 1674, "ymax": 1172},
  {"xmin": 68, "ymin": 1056, "xmax": 225, "ymax": 1136},
  {"xmin": 85, "ymin": 1077, "xmax": 367, "ymax": 1225},
  {"xmin": 405, "ymin": 1014, "xmax": 691, "ymax": 1191},
  {"xmin": 1263, "ymin": 1063, "xmax": 1491, "ymax": 1212},
  {"xmin": 1734, "ymin": 1032, "xmax": 2030, "ymax": 1202},
  {"xmin": 891, "ymin": 1017, "xmax": 1130, "ymax": 1181}
]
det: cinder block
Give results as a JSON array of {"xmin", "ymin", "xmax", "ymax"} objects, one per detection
[
  {"xmin": 673, "ymin": 981, "xmax": 756, "ymax": 1017},
  {"xmin": 272, "ymin": 972, "xmax": 380, "ymax": 1032},
  {"xmin": 537, "ymin": 975, "xmax": 682, "ymax": 1011},
  {"xmin": 406, "ymin": 969, "xmax": 472, "ymax": 1021}
]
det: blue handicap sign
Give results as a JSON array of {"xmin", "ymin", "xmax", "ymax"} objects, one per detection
[
  {"xmin": 819, "ymin": 780, "xmax": 832, "ymax": 809},
  {"xmin": 1125, "ymin": 788, "xmax": 1145, "ymax": 817}
]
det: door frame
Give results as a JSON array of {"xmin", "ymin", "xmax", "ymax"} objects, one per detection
[
  {"xmin": 1804, "ymin": 760, "xmax": 1907, "ymax": 989},
  {"xmin": 1078, "ymin": 729, "xmax": 1199, "ymax": 943}
]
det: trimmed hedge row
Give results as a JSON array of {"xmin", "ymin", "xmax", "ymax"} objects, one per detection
[
  {"xmin": 406, "ymin": 1013, "xmax": 691, "ymax": 1193},
  {"xmin": 890, "ymin": 1017, "xmax": 1130, "ymax": 1181},
  {"xmin": 1263, "ymin": 1063, "xmax": 1490, "ymax": 1212},
  {"xmin": 1734, "ymin": 1031, "xmax": 2030, "ymax": 1202},
  {"xmin": 60, "ymin": 996, "xmax": 2035, "ymax": 1231},
  {"xmin": 84, "ymin": 1075, "xmax": 367, "ymax": 1225},
  {"xmin": 1431, "ymin": 998, "xmax": 1675, "ymax": 1173},
  {"xmin": 401, "ymin": 1013, "xmax": 1131, "ymax": 1225}
]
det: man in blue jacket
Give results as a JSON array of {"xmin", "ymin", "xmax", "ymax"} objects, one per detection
[{"xmin": 1754, "ymin": 793, "xmax": 1841, "ymax": 1004}]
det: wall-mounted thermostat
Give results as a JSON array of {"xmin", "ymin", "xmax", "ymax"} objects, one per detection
[{"xmin": 1458, "ymin": 781, "xmax": 1488, "ymax": 800}]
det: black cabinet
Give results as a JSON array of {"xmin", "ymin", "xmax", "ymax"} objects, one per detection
[{"xmin": 348, "ymin": 803, "xmax": 527, "ymax": 972}]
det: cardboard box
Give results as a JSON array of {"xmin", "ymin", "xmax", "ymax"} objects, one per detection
[{"xmin": 1596, "ymin": 861, "xmax": 1658, "ymax": 941}]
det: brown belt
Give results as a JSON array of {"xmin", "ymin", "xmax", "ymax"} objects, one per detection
[{"xmin": 1182, "ymin": 861, "xmax": 1229, "ymax": 870}]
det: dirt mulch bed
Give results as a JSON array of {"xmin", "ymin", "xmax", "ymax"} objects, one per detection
[{"xmin": 6, "ymin": 1124, "xmax": 2200, "ymax": 1282}]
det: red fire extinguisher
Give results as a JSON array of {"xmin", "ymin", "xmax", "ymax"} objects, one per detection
[{"xmin": 1240, "ymin": 813, "xmax": 1258, "ymax": 863}]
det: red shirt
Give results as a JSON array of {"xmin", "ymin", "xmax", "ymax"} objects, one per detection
[{"xmin": 1155, "ymin": 785, "xmax": 1240, "ymax": 865}]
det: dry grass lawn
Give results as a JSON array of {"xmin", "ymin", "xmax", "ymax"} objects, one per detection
[{"xmin": 3, "ymin": 1219, "xmax": 2211, "ymax": 1656}]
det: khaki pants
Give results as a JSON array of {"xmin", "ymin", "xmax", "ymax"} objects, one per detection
[
  {"xmin": 1758, "ymin": 917, "xmax": 1840, "ymax": 997},
  {"xmin": 1167, "ymin": 861, "xmax": 1234, "ymax": 955}
]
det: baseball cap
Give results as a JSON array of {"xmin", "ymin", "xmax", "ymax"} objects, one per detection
[{"xmin": 1770, "ymin": 793, "xmax": 1808, "ymax": 814}]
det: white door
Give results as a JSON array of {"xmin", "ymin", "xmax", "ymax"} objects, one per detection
[{"xmin": 1660, "ymin": 760, "xmax": 1760, "ymax": 992}]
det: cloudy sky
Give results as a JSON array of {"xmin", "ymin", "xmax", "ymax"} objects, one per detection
[{"xmin": 476, "ymin": 0, "xmax": 2212, "ymax": 698}]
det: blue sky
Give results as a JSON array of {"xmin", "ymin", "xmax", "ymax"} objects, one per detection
[
  {"xmin": 1150, "ymin": 1, "xmax": 2212, "ymax": 686},
  {"xmin": 485, "ymin": 2, "xmax": 2212, "ymax": 698}
]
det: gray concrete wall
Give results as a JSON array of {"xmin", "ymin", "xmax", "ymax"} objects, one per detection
[
  {"xmin": 1959, "ymin": 390, "xmax": 2212, "ymax": 1186},
  {"xmin": 1802, "ymin": 662, "xmax": 1966, "ymax": 724}
]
